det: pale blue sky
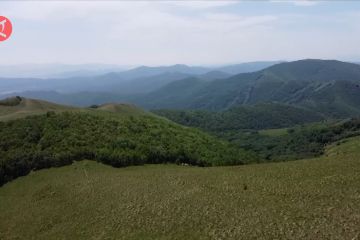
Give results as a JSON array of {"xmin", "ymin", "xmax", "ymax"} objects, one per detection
[{"xmin": 0, "ymin": 1, "xmax": 359, "ymax": 66}]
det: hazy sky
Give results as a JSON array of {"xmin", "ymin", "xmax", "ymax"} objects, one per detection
[{"xmin": 0, "ymin": 1, "xmax": 360, "ymax": 66}]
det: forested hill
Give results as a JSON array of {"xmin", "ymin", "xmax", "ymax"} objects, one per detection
[
  {"xmin": 135, "ymin": 59, "xmax": 360, "ymax": 117},
  {"xmin": 0, "ymin": 97, "xmax": 258, "ymax": 186}
]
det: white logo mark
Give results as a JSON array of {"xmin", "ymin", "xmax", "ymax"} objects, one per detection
[{"xmin": 0, "ymin": 19, "xmax": 7, "ymax": 38}]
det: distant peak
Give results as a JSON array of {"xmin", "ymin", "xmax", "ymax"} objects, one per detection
[{"xmin": 172, "ymin": 64, "xmax": 188, "ymax": 67}]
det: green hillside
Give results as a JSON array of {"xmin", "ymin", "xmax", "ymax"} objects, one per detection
[
  {"xmin": 153, "ymin": 103, "xmax": 324, "ymax": 131},
  {"xmin": 1, "ymin": 137, "xmax": 359, "ymax": 239},
  {"xmin": 135, "ymin": 60, "xmax": 360, "ymax": 117},
  {"xmin": 154, "ymin": 106, "xmax": 360, "ymax": 161},
  {"xmin": 214, "ymin": 119, "xmax": 360, "ymax": 161},
  {"xmin": 0, "ymin": 105, "xmax": 257, "ymax": 186}
]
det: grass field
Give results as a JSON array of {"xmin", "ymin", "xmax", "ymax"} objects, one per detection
[{"xmin": 1, "ymin": 137, "xmax": 360, "ymax": 239}]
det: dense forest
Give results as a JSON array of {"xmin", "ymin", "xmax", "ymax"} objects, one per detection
[
  {"xmin": 0, "ymin": 111, "xmax": 257, "ymax": 186},
  {"xmin": 217, "ymin": 119, "xmax": 360, "ymax": 161},
  {"xmin": 153, "ymin": 103, "xmax": 324, "ymax": 131},
  {"xmin": 154, "ymin": 108, "xmax": 360, "ymax": 161}
]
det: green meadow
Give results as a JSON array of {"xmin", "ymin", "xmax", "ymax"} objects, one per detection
[{"xmin": 1, "ymin": 137, "xmax": 359, "ymax": 240}]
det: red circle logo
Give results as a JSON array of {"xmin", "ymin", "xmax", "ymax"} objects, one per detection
[{"xmin": 0, "ymin": 16, "xmax": 13, "ymax": 42}]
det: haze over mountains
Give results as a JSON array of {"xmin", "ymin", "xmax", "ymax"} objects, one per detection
[
  {"xmin": 0, "ymin": 64, "xmax": 130, "ymax": 79},
  {"xmin": 136, "ymin": 60, "xmax": 360, "ymax": 117},
  {"xmin": 0, "ymin": 61, "xmax": 280, "ymax": 95},
  {"xmin": 1, "ymin": 59, "xmax": 360, "ymax": 118}
]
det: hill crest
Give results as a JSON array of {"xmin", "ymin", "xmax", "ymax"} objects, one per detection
[
  {"xmin": 96, "ymin": 103, "xmax": 147, "ymax": 116},
  {"xmin": 0, "ymin": 96, "xmax": 154, "ymax": 120}
]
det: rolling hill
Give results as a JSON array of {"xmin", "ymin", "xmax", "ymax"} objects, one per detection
[
  {"xmin": 0, "ymin": 97, "xmax": 257, "ymax": 186},
  {"xmin": 1, "ymin": 136, "xmax": 359, "ymax": 239}
]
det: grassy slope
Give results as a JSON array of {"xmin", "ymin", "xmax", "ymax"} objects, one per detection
[
  {"xmin": 1, "ymin": 137, "xmax": 359, "ymax": 240},
  {"xmin": 0, "ymin": 97, "xmax": 161, "ymax": 122},
  {"xmin": 0, "ymin": 97, "xmax": 77, "ymax": 121},
  {"xmin": 0, "ymin": 97, "xmax": 151, "ymax": 122}
]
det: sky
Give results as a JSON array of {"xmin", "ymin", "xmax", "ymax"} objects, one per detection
[{"xmin": 0, "ymin": 0, "xmax": 360, "ymax": 66}]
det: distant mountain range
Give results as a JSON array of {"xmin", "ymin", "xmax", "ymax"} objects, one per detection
[
  {"xmin": 0, "ymin": 61, "xmax": 280, "ymax": 95},
  {"xmin": 133, "ymin": 59, "xmax": 360, "ymax": 118},
  {"xmin": 2, "ymin": 59, "xmax": 360, "ymax": 118}
]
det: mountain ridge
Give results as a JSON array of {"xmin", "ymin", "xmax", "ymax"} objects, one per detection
[
  {"xmin": 0, "ymin": 61, "xmax": 281, "ymax": 96},
  {"xmin": 134, "ymin": 59, "xmax": 360, "ymax": 117},
  {"xmin": 3, "ymin": 59, "xmax": 360, "ymax": 118}
]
